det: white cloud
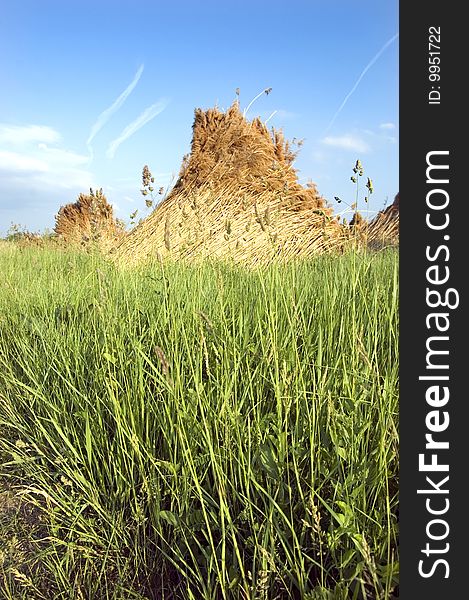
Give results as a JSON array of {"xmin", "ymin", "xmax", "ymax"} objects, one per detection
[
  {"xmin": 0, "ymin": 150, "xmax": 49, "ymax": 173},
  {"xmin": 0, "ymin": 124, "xmax": 61, "ymax": 145},
  {"xmin": 87, "ymin": 64, "xmax": 144, "ymax": 154},
  {"xmin": 37, "ymin": 166, "xmax": 94, "ymax": 190},
  {"xmin": 106, "ymin": 98, "xmax": 170, "ymax": 159},
  {"xmin": 0, "ymin": 124, "xmax": 95, "ymax": 209},
  {"xmin": 311, "ymin": 149, "xmax": 328, "ymax": 163},
  {"xmin": 37, "ymin": 144, "xmax": 90, "ymax": 167},
  {"xmin": 379, "ymin": 122, "xmax": 396, "ymax": 130},
  {"xmin": 324, "ymin": 32, "xmax": 399, "ymax": 133},
  {"xmin": 321, "ymin": 135, "xmax": 370, "ymax": 153}
]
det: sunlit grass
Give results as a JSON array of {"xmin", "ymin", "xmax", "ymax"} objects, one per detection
[{"xmin": 0, "ymin": 246, "xmax": 398, "ymax": 599}]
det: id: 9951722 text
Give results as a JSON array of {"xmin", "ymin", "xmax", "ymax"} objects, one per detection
[{"xmin": 428, "ymin": 26, "xmax": 441, "ymax": 105}]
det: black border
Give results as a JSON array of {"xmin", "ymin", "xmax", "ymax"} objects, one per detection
[{"xmin": 400, "ymin": 4, "xmax": 466, "ymax": 598}]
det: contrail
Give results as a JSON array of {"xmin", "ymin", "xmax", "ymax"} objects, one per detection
[
  {"xmin": 324, "ymin": 33, "xmax": 399, "ymax": 134},
  {"xmin": 87, "ymin": 64, "xmax": 144, "ymax": 156},
  {"xmin": 106, "ymin": 98, "xmax": 170, "ymax": 159}
]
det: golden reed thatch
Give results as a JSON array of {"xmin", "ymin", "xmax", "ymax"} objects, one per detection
[
  {"xmin": 173, "ymin": 102, "xmax": 332, "ymax": 213},
  {"xmin": 362, "ymin": 193, "xmax": 399, "ymax": 249},
  {"xmin": 55, "ymin": 188, "xmax": 124, "ymax": 248},
  {"xmin": 111, "ymin": 102, "xmax": 348, "ymax": 266}
]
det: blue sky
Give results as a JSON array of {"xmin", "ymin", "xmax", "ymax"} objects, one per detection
[{"xmin": 0, "ymin": 0, "xmax": 398, "ymax": 236}]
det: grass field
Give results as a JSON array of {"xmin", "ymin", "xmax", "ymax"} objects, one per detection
[{"xmin": 0, "ymin": 244, "xmax": 398, "ymax": 599}]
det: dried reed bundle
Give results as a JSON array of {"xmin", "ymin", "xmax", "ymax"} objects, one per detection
[
  {"xmin": 172, "ymin": 102, "xmax": 330, "ymax": 213},
  {"xmin": 112, "ymin": 103, "xmax": 348, "ymax": 265},
  {"xmin": 363, "ymin": 193, "xmax": 400, "ymax": 249},
  {"xmin": 112, "ymin": 182, "xmax": 349, "ymax": 266},
  {"xmin": 55, "ymin": 188, "xmax": 125, "ymax": 247}
]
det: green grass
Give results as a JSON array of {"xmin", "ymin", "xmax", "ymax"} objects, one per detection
[{"xmin": 0, "ymin": 245, "xmax": 398, "ymax": 599}]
